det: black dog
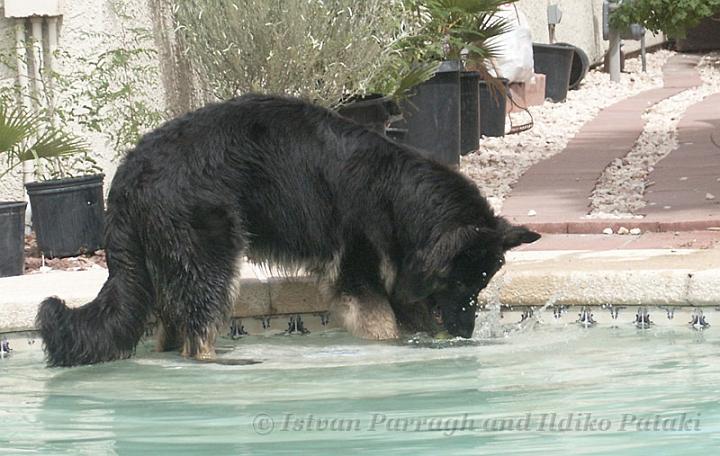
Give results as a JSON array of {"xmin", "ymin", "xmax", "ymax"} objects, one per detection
[{"xmin": 36, "ymin": 94, "xmax": 539, "ymax": 366}]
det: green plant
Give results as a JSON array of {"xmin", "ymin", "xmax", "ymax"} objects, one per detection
[
  {"xmin": 400, "ymin": 0, "xmax": 514, "ymax": 66},
  {"xmin": 366, "ymin": 60, "xmax": 441, "ymax": 102},
  {"xmin": 174, "ymin": 0, "xmax": 427, "ymax": 107},
  {"xmin": 0, "ymin": 97, "xmax": 89, "ymax": 182},
  {"xmin": 366, "ymin": 0, "xmax": 515, "ymax": 100},
  {"xmin": 611, "ymin": 0, "xmax": 720, "ymax": 39},
  {"xmin": 50, "ymin": 29, "xmax": 167, "ymax": 160}
]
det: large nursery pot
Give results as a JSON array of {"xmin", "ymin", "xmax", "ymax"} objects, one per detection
[
  {"xmin": 478, "ymin": 78, "xmax": 509, "ymax": 137},
  {"xmin": 397, "ymin": 60, "xmax": 462, "ymax": 166},
  {"xmin": 336, "ymin": 94, "xmax": 399, "ymax": 134},
  {"xmin": 532, "ymin": 43, "xmax": 574, "ymax": 102},
  {"xmin": 555, "ymin": 42, "xmax": 590, "ymax": 90},
  {"xmin": 25, "ymin": 174, "xmax": 105, "ymax": 258},
  {"xmin": 0, "ymin": 201, "xmax": 27, "ymax": 277},
  {"xmin": 460, "ymin": 71, "xmax": 481, "ymax": 155}
]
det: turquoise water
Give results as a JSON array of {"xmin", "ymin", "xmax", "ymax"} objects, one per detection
[{"xmin": 1, "ymin": 326, "xmax": 719, "ymax": 455}]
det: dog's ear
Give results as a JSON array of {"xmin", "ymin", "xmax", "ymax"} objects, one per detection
[
  {"xmin": 422, "ymin": 225, "xmax": 482, "ymax": 276},
  {"xmin": 498, "ymin": 218, "xmax": 541, "ymax": 250}
]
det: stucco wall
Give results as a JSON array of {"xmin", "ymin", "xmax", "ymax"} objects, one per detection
[
  {"xmin": 51, "ymin": 0, "xmax": 162, "ymax": 196},
  {"xmin": 0, "ymin": 0, "xmax": 162, "ymax": 201},
  {"xmin": 0, "ymin": 2, "xmax": 24, "ymax": 201},
  {"xmin": 515, "ymin": 0, "xmax": 665, "ymax": 64}
]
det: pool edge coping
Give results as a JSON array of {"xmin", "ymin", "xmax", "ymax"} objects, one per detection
[{"xmin": 1, "ymin": 249, "xmax": 718, "ymax": 332}]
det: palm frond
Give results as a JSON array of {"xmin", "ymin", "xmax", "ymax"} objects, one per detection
[
  {"xmin": 393, "ymin": 61, "xmax": 441, "ymax": 98},
  {"xmin": 432, "ymin": 0, "xmax": 509, "ymax": 15},
  {"xmin": 0, "ymin": 105, "xmax": 39, "ymax": 153},
  {"xmin": 18, "ymin": 127, "xmax": 88, "ymax": 162}
]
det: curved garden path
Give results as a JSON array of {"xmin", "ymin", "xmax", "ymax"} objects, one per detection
[{"xmin": 501, "ymin": 53, "xmax": 720, "ymax": 234}]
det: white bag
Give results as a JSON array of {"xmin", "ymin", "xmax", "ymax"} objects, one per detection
[{"xmin": 486, "ymin": 5, "xmax": 535, "ymax": 84}]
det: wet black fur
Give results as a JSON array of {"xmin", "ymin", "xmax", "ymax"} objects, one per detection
[{"xmin": 36, "ymin": 94, "xmax": 539, "ymax": 367}]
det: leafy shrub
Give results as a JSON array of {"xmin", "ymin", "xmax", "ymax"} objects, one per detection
[
  {"xmin": 175, "ymin": 0, "xmax": 425, "ymax": 106},
  {"xmin": 611, "ymin": 0, "xmax": 720, "ymax": 39},
  {"xmin": 50, "ymin": 26, "xmax": 167, "ymax": 161}
]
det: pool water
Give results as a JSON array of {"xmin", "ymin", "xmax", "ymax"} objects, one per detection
[{"xmin": 1, "ymin": 324, "xmax": 719, "ymax": 455}]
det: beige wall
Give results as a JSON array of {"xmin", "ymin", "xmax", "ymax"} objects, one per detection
[
  {"xmin": 0, "ymin": 0, "xmax": 160, "ymax": 201},
  {"xmin": 515, "ymin": 0, "xmax": 665, "ymax": 64}
]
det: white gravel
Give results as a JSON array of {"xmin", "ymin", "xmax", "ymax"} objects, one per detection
[
  {"xmin": 588, "ymin": 53, "xmax": 720, "ymax": 218},
  {"xmin": 460, "ymin": 49, "xmax": 675, "ymax": 214}
]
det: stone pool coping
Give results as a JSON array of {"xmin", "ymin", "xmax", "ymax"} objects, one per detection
[{"xmin": 1, "ymin": 249, "xmax": 718, "ymax": 333}]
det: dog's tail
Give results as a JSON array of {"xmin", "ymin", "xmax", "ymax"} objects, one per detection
[{"xmin": 36, "ymin": 208, "xmax": 154, "ymax": 367}]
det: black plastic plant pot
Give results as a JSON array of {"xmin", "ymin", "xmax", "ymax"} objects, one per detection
[
  {"xmin": 397, "ymin": 60, "xmax": 462, "ymax": 166},
  {"xmin": 25, "ymin": 174, "xmax": 105, "ymax": 259},
  {"xmin": 0, "ymin": 201, "xmax": 27, "ymax": 277},
  {"xmin": 532, "ymin": 43, "xmax": 574, "ymax": 102},
  {"xmin": 555, "ymin": 42, "xmax": 590, "ymax": 90},
  {"xmin": 460, "ymin": 71, "xmax": 481, "ymax": 155},
  {"xmin": 478, "ymin": 78, "xmax": 509, "ymax": 137},
  {"xmin": 336, "ymin": 94, "xmax": 400, "ymax": 134}
]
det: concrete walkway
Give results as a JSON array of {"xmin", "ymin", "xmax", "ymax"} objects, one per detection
[
  {"xmin": 645, "ymin": 92, "xmax": 720, "ymax": 228},
  {"xmin": 502, "ymin": 53, "xmax": 719, "ymax": 234}
]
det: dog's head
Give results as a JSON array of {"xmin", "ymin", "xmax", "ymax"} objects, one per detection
[{"xmin": 393, "ymin": 218, "xmax": 540, "ymax": 338}]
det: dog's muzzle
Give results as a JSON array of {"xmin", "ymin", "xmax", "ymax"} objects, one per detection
[{"xmin": 431, "ymin": 292, "xmax": 478, "ymax": 339}]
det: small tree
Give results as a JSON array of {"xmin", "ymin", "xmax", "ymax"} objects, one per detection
[{"xmin": 611, "ymin": 0, "xmax": 720, "ymax": 39}]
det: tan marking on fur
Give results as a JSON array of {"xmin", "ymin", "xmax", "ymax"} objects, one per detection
[
  {"xmin": 321, "ymin": 250, "xmax": 343, "ymax": 285},
  {"xmin": 330, "ymin": 294, "xmax": 400, "ymax": 340},
  {"xmin": 155, "ymin": 320, "xmax": 181, "ymax": 352},
  {"xmin": 181, "ymin": 327, "xmax": 218, "ymax": 360},
  {"xmin": 156, "ymin": 323, "xmax": 169, "ymax": 352},
  {"xmin": 316, "ymin": 250, "xmax": 343, "ymax": 301},
  {"xmin": 227, "ymin": 255, "xmax": 246, "ymax": 305},
  {"xmin": 379, "ymin": 253, "xmax": 397, "ymax": 294}
]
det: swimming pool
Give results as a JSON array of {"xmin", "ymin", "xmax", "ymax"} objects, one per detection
[{"xmin": 1, "ymin": 315, "xmax": 719, "ymax": 455}]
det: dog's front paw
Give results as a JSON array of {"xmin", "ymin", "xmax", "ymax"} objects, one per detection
[{"xmin": 331, "ymin": 294, "xmax": 400, "ymax": 340}]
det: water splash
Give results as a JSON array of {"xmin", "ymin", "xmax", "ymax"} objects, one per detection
[
  {"xmin": 473, "ymin": 280, "xmax": 570, "ymax": 340},
  {"xmin": 473, "ymin": 272, "xmax": 507, "ymax": 339},
  {"xmin": 517, "ymin": 290, "xmax": 564, "ymax": 332}
]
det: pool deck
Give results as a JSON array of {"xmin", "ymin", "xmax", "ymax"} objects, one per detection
[
  {"xmin": 1, "ymin": 232, "xmax": 718, "ymax": 333},
  {"xmin": 1, "ymin": 51, "xmax": 719, "ymax": 334}
]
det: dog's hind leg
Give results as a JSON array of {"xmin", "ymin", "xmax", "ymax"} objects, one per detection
[
  {"xmin": 181, "ymin": 326, "xmax": 219, "ymax": 360},
  {"xmin": 176, "ymin": 256, "xmax": 244, "ymax": 360},
  {"xmin": 155, "ymin": 319, "xmax": 181, "ymax": 352},
  {"xmin": 151, "ymin": 205, "xmax": 246, "ymax": 361},
  {"xmin": 150, "ymin": 254, "xmax": 236, "ymax": 360}
]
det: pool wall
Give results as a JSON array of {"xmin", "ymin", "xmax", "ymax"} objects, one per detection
[{"xmin": 1, "ymin": 249, "xmax": 718, "ymax": 334}]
